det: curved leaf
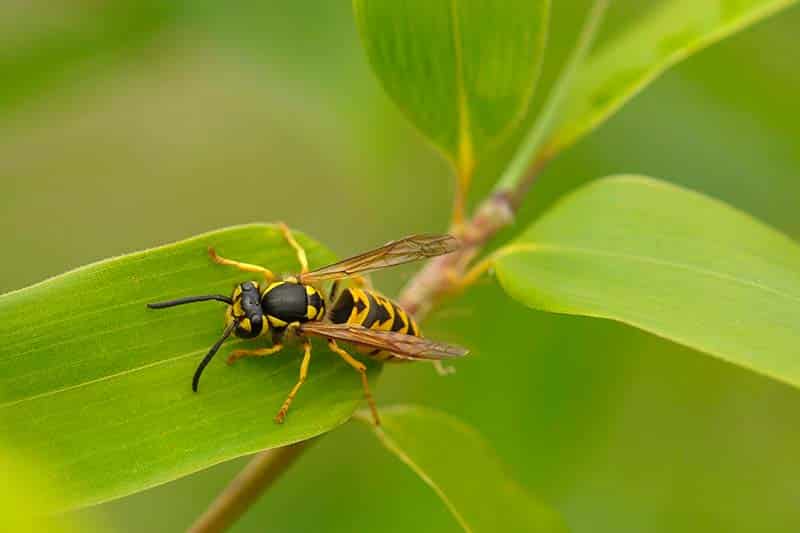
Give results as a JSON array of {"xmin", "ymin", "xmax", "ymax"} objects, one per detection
[
  {"xmin": 546, "ymin": 0, "xmax": 799, "ymax": 156},
  {"xmin": 494, "ymin": 176, "xmax": 800, "ymax": 387},
  {"xmin": 0, "ymin": 224, "xmax": 379, "ymax": 509},
  {"xmin": 353, "ymin": 0, "xmax": 550, "ymax": 175},
  {"xmin": 355, "ymin": 405, "xmax": 568, "ymax": 533}
]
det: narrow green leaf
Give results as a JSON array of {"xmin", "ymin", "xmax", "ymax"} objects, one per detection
[
  {"xmin": 356, "ymin": 405, "xmax": 568, "ymax": 533},
  {"xmin": 353, "ymin": 0, "xmax": 550, "ymax": 175},
  {"xmin": 494, "ymin": 176, "xmax": 800, "ymax": 387},
  {"xmin": 546, "ymin": 0, "xmax": 799, "ymax": 156},
  {"xmin": 0, "ymin": 224, "xmax": 379, "ymax": 509}
]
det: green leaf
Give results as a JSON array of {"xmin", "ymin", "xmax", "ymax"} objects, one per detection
[
  {"xmin": 546, "ymin": 0, "xmax": 799, "ymax": 157},
  {"xmin": 0, "ymin": 224, "xmax": 379, "ymax": 509},
  {"xmin": 355, "ymin": 405, "xmax": 568, "ymax": 533},
  {"xmin": 494, "ymin": 176, "xmax": 800, "ymax": 388},
  {"xmin": 353, "ymin": 0, "xmax": 550, "ymax": 176},
  {"xmin": 0, "ymin": 447, "xmax": 91, "ymax": 532}
]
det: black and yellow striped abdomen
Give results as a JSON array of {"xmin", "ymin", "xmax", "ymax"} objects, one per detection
[{"xmin": 328, "ymin": 287, "xmax": 418, "ymax": 361}]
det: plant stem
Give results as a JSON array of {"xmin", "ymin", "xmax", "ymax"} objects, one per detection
[
  {"xmin": 399, "ymin": 0, "xmax": 608, "ymax": 319},
  {"xmin": 188, "ymin": 440, "xmax": 313, "ymax": 533}
]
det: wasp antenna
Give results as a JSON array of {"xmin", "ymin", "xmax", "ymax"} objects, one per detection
[
  {"xmin": 192, "ymin": 321, "xmax": 238, "ymax": 393},
  {"xmin": 147, "ymin": 294, "xmax": 233, "ymax": 309}
]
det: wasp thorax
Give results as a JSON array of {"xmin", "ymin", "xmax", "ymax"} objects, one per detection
[
  {"xmin": 226, "ymin": 281, "xmax": 266, "ymax": 338},
  {"xmin": 260, "ymin": 280, "xmax": 325, "ymax": 331}
]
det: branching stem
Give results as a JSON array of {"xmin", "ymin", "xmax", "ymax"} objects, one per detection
[{"xmin": 192, "ymin": 2, "xmax": 609, "ymax": 530}]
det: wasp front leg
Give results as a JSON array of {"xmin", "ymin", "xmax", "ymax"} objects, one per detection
[
  {"xmin": 208, "ymin": 248, "xmax": 275, "ymax": 282},
  {"xmin": 275, "ymin": 340, "xmax": 312, "ymax": 423}
]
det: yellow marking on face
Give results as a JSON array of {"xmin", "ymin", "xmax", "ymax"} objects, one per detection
[
  {"xmin": 307, "ymin": 305, "xmax": 317, "ymax": 319},
  {"xmin": 305, "ymin": 285, "xmax": 316, "ymax": 295},
  {"xmin": 239, "ymin": 318, "xmax": 252, "ymax": 332}
]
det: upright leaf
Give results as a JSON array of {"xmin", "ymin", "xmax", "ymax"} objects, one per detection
[
  {"xmin": 0, "ymin": 225, "xmax": 379, "ymax": 509},
  {"xmin": 494, "ymin": 176, "xmax": 800, "ymax": 388},
  {"xmin": 546, "ymin": 0, "xmax": 799, "ymax": 156},
  {"xmin": 356, "ymin": 405, "xmax": 568, "ymax": 533},
  {"xmin": 353, "ymin": 0, "xmax": 550, "ymax": 175}
]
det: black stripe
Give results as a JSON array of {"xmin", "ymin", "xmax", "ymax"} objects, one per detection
[
  {"xmin": 329, "ymin": 288, "xmax": 355, "ymax": 324},
  {"xmin": 361, "ymin": 292, "xmax": 381, "ymax": 328},
  {"xmin": 390, "ymin": 306, "xmax": 407, "ymax": 332}
]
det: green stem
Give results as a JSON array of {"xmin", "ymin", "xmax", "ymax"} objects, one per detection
[
  {"xmin": 188, "ymin": 440, "xmax": 313, "ymax": 533},
  {"xmin": 494, "ymin": 0, "xmax": 609, "ymax": 196}
]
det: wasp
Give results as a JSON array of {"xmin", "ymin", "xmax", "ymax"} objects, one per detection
[{"xmin": 147, "ymin": 224, "xmax": 467, "ymax": 425}]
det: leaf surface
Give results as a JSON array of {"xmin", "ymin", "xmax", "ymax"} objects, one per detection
[
  {"xmin": 495, "ymin": 176, "xmax": 800, "ymax": 387},
  {"xmin": 357, "ymin": 405, "xmax": 568, "ymax": 533}
]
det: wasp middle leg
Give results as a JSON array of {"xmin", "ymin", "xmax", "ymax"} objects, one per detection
[{"xmin": 277, "ymin": 222, "xmax": 309, "ymax": 275}]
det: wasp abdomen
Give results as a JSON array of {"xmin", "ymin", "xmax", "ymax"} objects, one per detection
[{"xmin": 328, "ymin": 288, "xmax": 419, "ymax": 361}]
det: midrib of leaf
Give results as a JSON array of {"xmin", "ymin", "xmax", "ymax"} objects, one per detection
[
  {"xmin": 495, "ymin": 243, "xmax": 800, "ymax": 304},
  {"xmin": 0, "ymin": 338, "xmax": 245, "ymax": 410},
  {"xmin": 354, "ymin": 410, "xmax": 473, "ymax": 533},
  {"xmin": 449, "ymin": 0, "xmax": 475, "ymax": 180}
]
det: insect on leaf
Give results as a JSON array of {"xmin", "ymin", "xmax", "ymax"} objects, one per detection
[{"xmin": 0, "ymin": 224, "xmax": 380, "ymax": 509}]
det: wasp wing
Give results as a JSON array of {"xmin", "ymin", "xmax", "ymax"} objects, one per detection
[
  {"xmin": 299, "ymin": 234, "xmax": 459, "ymax": 283},
  {"xmin": 299, "ymin": 322, "xmax": 468, "ymax": 360}
]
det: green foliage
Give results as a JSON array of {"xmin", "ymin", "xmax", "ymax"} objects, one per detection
[
  {"xmin": 357, "ymin": 405, "xmax": 568, "ymax": 533},
  {"xmin": 0, "ymin": 225, "xmax": 379, "ymax": 509},
  {"xmin": 545, "ymin": 0, "xmax": 800, "ymax": 157},
  {"xmin": 494, "ymin": 176, "xmax": 800, "ymax": 387},
  {"xmin": 0, "ymin": 447, "xmax": 89, "ymax": 532},
  {"xmin": 353, "ymin": 0, "xmax": 549, "ymax": 175}
]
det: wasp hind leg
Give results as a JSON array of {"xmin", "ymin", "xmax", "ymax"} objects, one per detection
[
  {"xmin": 208, "ymin": 248, "xmax": 275, "ymax": 282},
  {"xmin": 327, "ymin": 339, "xmax": 380, "ymax": 426},
  {"xmin": 275, "ymin": 340, "xmax": 312, "ymax": 423},
  {"xmin": 277, "ymin": 222, "xmax": 309, "ymax": 274}
]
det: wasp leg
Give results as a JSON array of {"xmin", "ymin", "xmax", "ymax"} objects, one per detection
[
  {"xmin": 327, "ymin": 339, "xmax": 380, "ymax": 426},
  {"xmin": 277, "ymin": 222, "xmax": 309, "ymax": 274},
  {"xmin": 208, "ymin": 248, "xmax": 275, "ymax": 282},
  {"xmin": 432, "ymin": 360, "xmax": 456, "ymax": 376},
  {"xmin": 275, "ymin": 340, "xmax": 312, "ymax": 423},
  {"xmin": 227, "ymin": 344, "xmax": 284, "ymax": 365}
]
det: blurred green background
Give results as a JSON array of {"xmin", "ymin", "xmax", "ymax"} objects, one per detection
[{"xmin": 3, "ymin": 1, "xmax": 800, "ymax": 532}]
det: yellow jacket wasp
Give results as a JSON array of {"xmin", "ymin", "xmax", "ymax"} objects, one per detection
[{"xmin": 147, "ymin": 225, "xmax": 468, "ymax": 425}]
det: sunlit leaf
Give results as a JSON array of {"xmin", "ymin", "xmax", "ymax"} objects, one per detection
[
  {"xmin": 356, "ymin": 405, "xmax": 568, "ymax": 533},
  {"xmin": 545, "ymin": 0, "xmax": 799, "ymax": 156},
  {"xmin": 0, "ymin": 224, "xmax": 379, "ymax": 509},
  {"xmin": 494, "ymin": 176, "xmax": 800, "ymax": 387},
  {"xmin": 353, "ymin": 0, "xmax": 550, "ymax": 175}
]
